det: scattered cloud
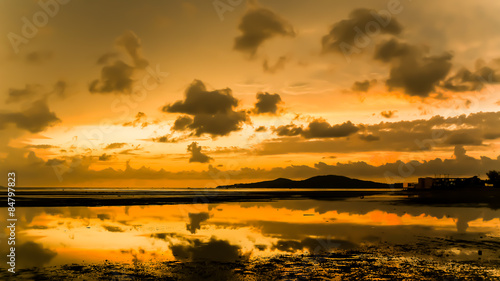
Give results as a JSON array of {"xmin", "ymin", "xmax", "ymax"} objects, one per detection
[
  {"xmin": 104, "ymin": 143, "xmax": 127, "ymax": 150},
  {"xmin": 162, "ymin": 80, "xmax": 248, "ymax": 137},
  {"xmin": 273, "ymin": 119, "xmax": 358, "ymax": 139},
  {"xmin": 98, "ymin": 153, "xmax": 113, "ymax": 161},
  {"xmin": 380, "ymin": 110, "xmax": 397, "ymax": 118},
  {"xmin": 442, "ymin": 58, "xmax": 500, "ymax": 92},
  {"xmin": 374, "ymin": 39, "xmax": 453, "ymax": 97},
  {"xmin": 253, "ymin": 92, "xmax": 282, "ymax": 115},
  {"xmin": 255, "ymin": 126, "xmax": 267, "ymax": 132},
  {"xmin": 0, "ymin": 99, "xmax": 61, "ymax": 133},
  {"xmin": 89, "ymin": 30, "xmax": 149, "ymax": 94},
  {"xmin": 321, "ymin": 8, "xmax": 403, "ymax": 54},
  {"xmin": 234, "ymin": 7, "xmax": 295, "ymax": 57},
  {"xmin": 188, "ymin": 142, "xmax": 213, "ymax": 163},
  {"xmin": 122, "ymin": 112, "xmax": 149, "ymax": 128}
]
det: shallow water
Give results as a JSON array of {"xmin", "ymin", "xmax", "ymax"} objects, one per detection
[{"xmin": 1, "ymin": 192, "xmax": 500, "ymax": 280}]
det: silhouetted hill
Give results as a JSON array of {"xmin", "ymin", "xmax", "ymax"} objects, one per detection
[{"xmin": 217, "ymin": 175, "xmax": 391, "ymax": 189}]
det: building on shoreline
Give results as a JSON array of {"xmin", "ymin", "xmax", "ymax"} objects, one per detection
[{"xmin": 411, "ymin": 176, "xmax": 485, "ymax": 190}]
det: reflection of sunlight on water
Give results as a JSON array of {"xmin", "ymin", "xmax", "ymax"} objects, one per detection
[{"xmin": 2, "ymin": 198, "xmax": 500, "ymax": 269}]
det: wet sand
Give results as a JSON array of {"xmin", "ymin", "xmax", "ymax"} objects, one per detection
[{"xmin": 2, "ymin": 245, "xmax": 499, "ymax": 280}]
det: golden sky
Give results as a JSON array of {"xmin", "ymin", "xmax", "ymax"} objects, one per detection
[{"xmin": 1, "ymin": 0, "xmax": 500, "ymax": 187}]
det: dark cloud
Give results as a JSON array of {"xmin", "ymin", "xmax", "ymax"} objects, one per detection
[
  {"xmin": 186, "ymin": 212, "xmax": 210, "ymax": 234},
  {"xmin": 89, "ymin": 60, "xmax": 135, "ymax": 94},
  {"xmin": 172, "ymin": 115, "xmax": 193, "ymax": 131},
  {"xmin": 104, "ymin": 143, "xmax": 127, "ymax": 150},
  {"xmin": 302, "ymin": 119, "xmax": 359, "ymax": 139},
  {"xmin": 0, "ymin": 99, "xmax": 61, "ymax": 133},
  {"xmin": 25, "ymin": 50, "xmax": 52, "ymax": 64},
  {"xmin": 24, "ymin": 144, "xmax": 57, "ymax": 149},
  {"xmin": 263, "ymin": 56, "xmax": 288, "ymax": 73},
  {"xmin": 90, "ymin": 31, "xmax": 148, "ymax": 94},
  {"xmin": 164, "ymin": 80, "xmax": 238, "ymax": 115},
  {"xmin": 352, "ymin": 79, "xmax": 376, "ymax": 92},
  {"xmin": 170, "ymin": 238, "xmax": 242, "ymax": 262},
  {"xmin": 273, "ymin": 119, "xmax": 358, "ymax": 139},
  {"xmin": 380, "ymin": 110, "xmax": 396, "ymax": 118},
  {"xmin": 188, "ymin": 142, "xmax": 213, "ymax": 163},
  {"xmin": 374, "ymin": 39, "xmax": 453, "ymax": 97},
  {"xmin": 234, "ymin": 7, "xmax": 295, "ymax": 57},
  {"xmin": 253, "ymin": 92, "xmax": 282, "ymax": 115},
  {"xmin": 255, "ymin": 126, "xmax": 267, "ymax": 132},
  {"xmin": 321, "ymin": 8, "xmax": 403, "ymax": 54},
  {"xmin": 98, "ymin": 153, "xmax": 113, "ymax": 161},
  {"xmin": 153, "ymin": 134, "xmax": 178, "ymax": 143},
  {"xmin": 162, "ymin": 80, "xmax": 248, "ymax": 137},
  {"xmin": 442, "ymin": 59, "xmax": 500, "ymax": 92},
  {"xmin": 273, "ymin": 124, "xmax": 303, "ymax": 136}
]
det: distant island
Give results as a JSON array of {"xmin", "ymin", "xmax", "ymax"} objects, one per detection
[{"xmin": 216, "ymin": 175, "xmax": 394, "ymax": 189}]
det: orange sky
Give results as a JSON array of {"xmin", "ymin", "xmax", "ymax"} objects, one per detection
[{"xmin": 1, "ymin": 0, "xmax": 500, "ymax": 187}]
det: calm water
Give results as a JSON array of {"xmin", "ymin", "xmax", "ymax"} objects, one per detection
[{"xmin": 1, "ymin": 193, "xmax": 500, "ymax": 279}]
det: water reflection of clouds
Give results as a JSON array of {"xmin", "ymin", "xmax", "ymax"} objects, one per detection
[{"xmin": 2, "ymin": 198, "xmax": 499, "ymax": 267}]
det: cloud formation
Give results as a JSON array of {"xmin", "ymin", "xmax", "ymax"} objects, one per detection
[
  {"xmin": 442, "ymin": 58, "xmax": 500, "ymax": 92},
  {"xmin": 188, "ymin": 142, "xmax": 213, "ymax": 163},
  {"xmin": 104, "ymin": 143, "xmax": 127, "ymax": 150},
  {"xmin": 262, "ymin": 111, "xmax": 500, "ymax": 155},
  {"xmin": 274, "ymin": 119, "xmax": 359, "ymax": 139},
  {"xmin": 374, "ymin": 39, "xmax": 453, "ymax": 97},
  {"xmin": 234, "ymin": 7, "xmax": 295, "ymax": 57},
  {"xmin": 163, "ymin": 80, "xmax": 248, "ymax": 137},
  {"xmin": 89, "ymin": 31, "xmax": 149, "ymax": 94},
  {"xmin": 380, "ymin": 110, "xmax": 396, "ymax": 118},
  {"xmin": 0, "ymin": 99, "xmax": 61, "ymax": 133},
  {"xmin": 253, "ymin": 92, "xmax": 282, "ymax": 115},
  {"xmin": 322, "ymin": 8, "xmax": 402, "ymax": 54}
]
